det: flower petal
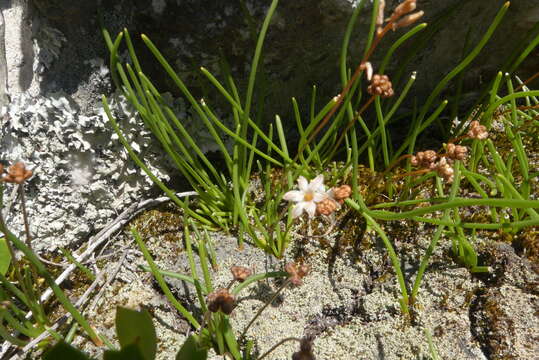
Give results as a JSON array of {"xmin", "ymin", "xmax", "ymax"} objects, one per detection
[
  {"xmin": 283, "ymin": 190, "xmax": 304, "ymax": 202},
  {"xmin": 326, "ymin": 189, "xmax": 335, "ymax": 199},
  {"xmin": 292, "ymin": 202, "xmax": 305, "ymax": 218},
  {"xmin": 304, "ymin": 201, "xmax": 316, "ymax": 218},
  {"xmin": 309, "ymin": 174, "xmax": 325, "ymax": 192},
  {"xmin": 297, "ymin": 176, "xmax": 308, "ymax": 192},
  {"xmin": 313, "ymin": 192, "xmax": 327, "ymax": 203}
]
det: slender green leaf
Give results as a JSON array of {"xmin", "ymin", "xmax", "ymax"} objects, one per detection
[{"xmin": 0, "ymin": 238, "xmax": 11, "ymax": 276}]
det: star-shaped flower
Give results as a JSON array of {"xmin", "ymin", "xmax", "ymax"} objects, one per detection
[{"xmin": 283, "ymin": 175, "xmax": 327, "ymax": 218}]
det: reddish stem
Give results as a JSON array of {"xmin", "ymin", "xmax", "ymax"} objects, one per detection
[
  {"xmin": 330, "ymin": 95, "xmax": 375, "ymax": 156},
  {"xmin": 382, "ymin": 154, "xmax": 413, "ymax": 176},
  {"xmin": 392, "ymin": 168, "xmax": 430, "ymax": 179},
  {"xmin": 296, "ymin": 20, "xmax": 395, "ymax": 159},
  {"xmin": 515, "ymin": 70, "xmax": 539, "ymax": 92}
]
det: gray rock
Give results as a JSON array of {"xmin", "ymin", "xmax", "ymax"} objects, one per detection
[{"xmin": 470, "ymin": 242, "xmax": 539, "ymax": 359}]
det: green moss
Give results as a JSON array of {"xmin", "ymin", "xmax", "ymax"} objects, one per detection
[{"xmin": 130, "ymin": 203, "xmax": 185, "ymax": 244}]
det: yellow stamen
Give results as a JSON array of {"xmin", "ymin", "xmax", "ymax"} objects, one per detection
[{"xmin": 303, "ymin": 192, "xmax": 314, "ymax": 201}]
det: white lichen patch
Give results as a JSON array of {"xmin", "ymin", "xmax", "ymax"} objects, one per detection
[
  {"xmin": 0, "ymin": 91, "xmax": 171, "ymax": 250},
  {"xmin": 70, "ymin": 216, "xmax": 496, "ymax": 360}
]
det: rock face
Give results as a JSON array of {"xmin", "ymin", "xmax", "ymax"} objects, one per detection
[
  {"xmin": 1, "ymin": 0, "xmax": 539, "ymax": 248},
  {"xmin": 470, "ymin": 243, "xmax": 539, "ymax": 359},
  {"xmin": 25, "ymin": 0, "xmax": 539, "ymax": 117}
]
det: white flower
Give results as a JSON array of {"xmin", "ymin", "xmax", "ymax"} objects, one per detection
[{"xmin": 283, "ymin": 175, "xmax": 327, "ymax": 218}]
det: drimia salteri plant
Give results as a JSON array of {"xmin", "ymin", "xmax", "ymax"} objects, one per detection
[
  {"xmin": 100, "ymin": 0, "xmax": 539, "ymax": 314},
  {"xmin": 100, "ymin": 0, "xmax": 427, "ymax": 258}
]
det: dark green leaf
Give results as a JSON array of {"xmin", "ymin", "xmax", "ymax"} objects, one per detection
[
  {"xmin": 115, "ymin": 307, "xmax": 156, "ymax": 360},
  {"xmin": 0, "ymin": 238, "xmax": 12, "ymax": 276},
  {"xmin": 43, "ymin": 341, "xmax": 92, "ymax": 360},
  {"xmin": 176, "ymin": 335, "xmax": 208, "ymax": 360},
  {"xmin": 461, "ymin": 239, "xmax": 478, "ymax": 268},
  {"xmin": 104, "ymin": 344, "xmax": 145, "ymax": 360}
]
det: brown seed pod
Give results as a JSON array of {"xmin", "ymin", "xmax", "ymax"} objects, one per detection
[
  {"xmin": 207, "ymin": 288, "xmax": 235, "ymax": 315},
  {"xmin": 367, "ymin": 74, "xmax": 394, "ymax": 98},
  {"xmin": 2, "ymin": 162, "xmax": 33, "ymax": 184},
  {"xmin": 316, "ymin": 198, "xmax": 338, "ymax": 216},
  {"xmin": 467, "ymin": 120, "xmax": 488, "ymax": 140},
  {"xmin": 447, "ymin": 143, "xmax": 468, "ymax": 161},
  {"xmin": 230, "ymin": 266, "xmax": 252, "ymax": 283},
  {"xmin": 285, "ymin": 262, "xmax": 311, "ymax": 286}
]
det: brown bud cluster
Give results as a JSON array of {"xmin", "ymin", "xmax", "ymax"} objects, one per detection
[
  {"xmin": 2, "ymin": 162, "xmax": 33, "ymax": 184},
  {"xmin": 410, "ymin": 148, "xmax": 461, "ymax": 183},
  {"xmin": 446, "ymin": 143, "xmax": 468, "ymax": 161},
  {"xmin": 410, "ymin": 150, "xmax": 437, "ymax": 169},
  {"xmin": 467, "ymin": 120, "xmax": 488, "ymax": 140},
  {"xmin": 207, "ymin": 288, "xmax": 235, "ymax": 315},
  {"xmin": 434, "ymin": 157, "xmax": 454, "ymax": 183},
  {"xmin": 367, "ymin": 74, "xmax": 394, "ymax": 98},
  {"xmin": 285, "ymin": 262, "xmax": 311, "ymax": 286},
  {"xmin": 375, "ymin": 0, "xmax": 423, "ymax": 35},
  {"xmin": 230, "ymin": 266, "xmax": 252, "ymax": 283},
  {"xmin": 292, "ymin": 337, "xmax": 316, "ymax": 360},
  {"xmin": 316, "ymin": 198, "xmax": 338, "ymax": 216},
  {"xmin": 314, "ymin": 184, "xmax": 352, "ymax": 216},
  {"xmin": 392, "ymin": 11, "xmax": 424, "ymax": 31},
  {"xmin": 332, "ymin": 185, "xmax": 352, "ymax": 202}
]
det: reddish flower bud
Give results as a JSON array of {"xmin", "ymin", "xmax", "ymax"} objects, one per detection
[
  {"xmin": 447, "ymin": 143, "xmax": 468, "ymax": 161},
  {"xmin": 393, "ymin": 0, "xmax": 416, "ymax": 18},
  {"xmin": 230, "ymin": 266, "xmax": 252, "ymax": 283},
  {"xmin": 467, "ymin": 121, "xmax": 488, "ymax": 140},
  {"xmin": 285, "ymin": 262, "xmax": 311, "ymax": 286},
  {"xmin": 367, "ymin": 74, "xmax": 394, "ymax": 98},
  {"xmin": 392, "ymin": 11, "xmax": 424, "ymax": 31},
  {"xmin": 207, "ymin": 288, "xmax": 235, "ymax": 315},
  {"xmin": 316, "ymin": 198, "xmax": 338, "ymax": 216},
  {"xmin": 2, "ymin": 162, "xmax": 33, "ymax": 184}
]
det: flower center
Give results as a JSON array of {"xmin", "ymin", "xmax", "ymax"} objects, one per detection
[{"xmin": 303, "ymin": 192, "xmax": 314, "ymax": 202}]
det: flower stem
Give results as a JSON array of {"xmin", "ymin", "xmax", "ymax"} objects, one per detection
[
  {"xmin": 362, "ymin": 213, "xmax": 409, "ymax": 314},
  {"xmin": 19, "ymin": 185, "xmax": 32, "ymax": 249},
  {"xmin": 256, "ymin": 337, "xmax": 302, "ymax": 360},
  {"xmin": 241, "ymin": 279, "xmax": 291, "ymax": 339}
]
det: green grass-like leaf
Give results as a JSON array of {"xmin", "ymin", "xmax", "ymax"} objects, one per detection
[{"xmin": 0, "ymin": 238, "xmax": 11, "ymax": 276}]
